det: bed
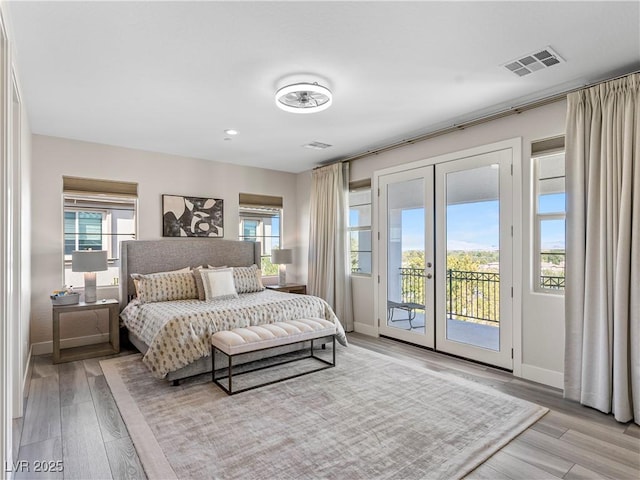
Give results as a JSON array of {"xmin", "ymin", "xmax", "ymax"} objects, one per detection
[{"xmin": 118, "ymin": 239, "xmax": 346, "ymax": 384}]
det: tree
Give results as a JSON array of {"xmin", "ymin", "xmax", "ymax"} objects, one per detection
[{"xmin": 261, "ymin": 256, "xmax": 278, "ymax": 276}]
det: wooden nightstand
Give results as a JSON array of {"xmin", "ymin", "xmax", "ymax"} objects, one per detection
[
  {"xmin": 52, "ymin": 299, "xmax": 120, "ymax": 364},
  {"xmin": 265, "ymin": 284, "xmax": 307, "ymax": 295}
]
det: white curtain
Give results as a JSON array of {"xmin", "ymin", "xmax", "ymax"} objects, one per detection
[
  {"xmin": 308, "ymin": 162, "xmax": 354, "ymax": 331},
  {"xmin": 565, "ymin": 73, "xmax": 639, "ymax": 424}
]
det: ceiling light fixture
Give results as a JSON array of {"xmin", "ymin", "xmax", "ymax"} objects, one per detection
[
  {"xmin": 224, "ymin": 129, "xmax": 239, "ymax": 135},
  {"xmin": 275, "ymin": 82, "xmax": 332, "ymax": 114}
]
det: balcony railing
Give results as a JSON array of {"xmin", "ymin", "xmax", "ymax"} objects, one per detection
[
  {"xmin": 396, "ymin": 267, "xmax": 500, "ymax": 324},
  {"xmin": 540, "ymin": 251, "xmax": 565, "ymax": 290},
  {"xmin": 447, "ymin": 269, "xmax": 500, "ymax": 324},
  {"xmin": 393, "ymin": 263, "xmax": 566, "ymax": 323},
  {"xmin": 540, "ymin": 275, "xmax": 565, "ymax": 289}
]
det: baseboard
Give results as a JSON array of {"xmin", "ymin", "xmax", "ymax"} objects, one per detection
[
  {"xmin": 353, "ymin": 322, "xmax": 378, "ymax": 337},
  {"xmin": 521, "ymin": 363, "xmax": 564, "ymax": 389},
  {"xmin": 31, "ymin": 333, "xmax": 110, "ymax": 356}
]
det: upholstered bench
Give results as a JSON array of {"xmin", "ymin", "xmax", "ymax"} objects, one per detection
[{"xmin": 211, "ymin": 318, "xmax": 337, "ymax": 395}]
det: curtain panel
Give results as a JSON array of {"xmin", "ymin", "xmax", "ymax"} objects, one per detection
[
  {"xmin": 308, "ymin": 163, "xmax": 354, "ymax": 331},
  {"xmin": 565, "ymin": 73, "xmax": 639, "ymax": 423}
]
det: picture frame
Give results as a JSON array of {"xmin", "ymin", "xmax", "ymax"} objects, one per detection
[{"xmin": 162, "ymin": 194, "xmax": 224, "ymax": 237}]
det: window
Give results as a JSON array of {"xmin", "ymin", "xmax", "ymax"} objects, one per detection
[
  {"xmin": 63, "ymin": 177, "xmax": 137, "ymax": 288},
  {"xmin": 349, "ymin": 185, "xmax": 372, "ymax": 275},
  {"xmin": 238, "ymin": 194, "xmax": 283, "ymax": 276},
  {"xmin": 533, "ymin": 149, "xmax": 565, "ymax": 292},
  {"xmin": 64, "ymin": 211, "xmax": 104, "ymax": 254}
]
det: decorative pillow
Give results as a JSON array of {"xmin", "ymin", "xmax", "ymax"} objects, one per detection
[
  {"xmin": 200, "ymin": 268, "xmax": 238, "ymax": 301},
  {"xmin": 193, "ymin": 266, "xmax": 228, "ymax": 300},
  {"xmin": 232, "ymin": 264, "xmax": 265, "ymax": 294},
  {"xmin": 131, "ymin": 271, "xmax": 197, "ymax": 303},
  {"xmin": 133, "ymin": 267, "xmax": 191, "ymax": 297}
]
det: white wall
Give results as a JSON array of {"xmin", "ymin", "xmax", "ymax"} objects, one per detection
[
  {"xmin": 298, "ymin": 100, "xmax": 567, "ymax": 388},
  {"xmin": 30, "ymin": 134, "xmax": 299, "ymax": 350}
]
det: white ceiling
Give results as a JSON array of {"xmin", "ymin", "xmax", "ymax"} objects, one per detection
[{"xmin": 7, "ymin": 1, "xmax": 640, "ymax": 174}]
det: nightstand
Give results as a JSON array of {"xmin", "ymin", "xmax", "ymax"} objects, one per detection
[
  {"xmin": 265, "ymin": 284, "xmax": 307, "ymax": 295},
  {"xmin": 52, "ymin": 299, "xmax": 120, "ymax": 364}
]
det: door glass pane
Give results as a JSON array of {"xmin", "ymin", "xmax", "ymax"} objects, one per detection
[
  {"xmin": 445, "ymin": 165, "xmax": 500, "ymax": 351},
  {"xmin": 387, "ymin": 178, "xmax": 426, "ymax": 333}
]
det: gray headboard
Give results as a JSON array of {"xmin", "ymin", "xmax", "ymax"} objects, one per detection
[{"xmin": 119, "ymin": 239, "xmax": 261, "ymax": 309}]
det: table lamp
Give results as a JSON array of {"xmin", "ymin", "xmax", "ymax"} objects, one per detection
[
  {"xmin": 72, "ymin": 250, "xmax": 108, "ymax": 303},
  {"xmin": 271, "ymin": 249, "xmax": 293, "ymax": 286}
]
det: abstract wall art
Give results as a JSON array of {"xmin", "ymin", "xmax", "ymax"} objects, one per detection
[{"xmin": 162, "ymin": 194, "xmax": 224, "ymax": 237}]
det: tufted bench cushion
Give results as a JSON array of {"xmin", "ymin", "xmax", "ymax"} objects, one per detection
[
  {"xmin": 211, "ymin": 318, "xmax": 337, "ymax": 394},
  {"xmin": 211, "ymin": 318, "xmax": 336, "ymax": 356}
]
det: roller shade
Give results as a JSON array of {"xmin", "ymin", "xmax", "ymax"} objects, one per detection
[
  {"xmin": 531, "ymin": 136, "xmax": 565, "ymax": 157},
  {"xmin": 239, "ymin": 193, "xmax": 283, "ymax": 208},
  {"xmin": 63, "ymin": 176, "xmax": 138, "ymax": 197}
]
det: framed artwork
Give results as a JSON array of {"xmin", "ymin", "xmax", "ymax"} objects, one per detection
[{"xmin": 162, "ymin": 194, "xmax": 224, "ymax": 237}]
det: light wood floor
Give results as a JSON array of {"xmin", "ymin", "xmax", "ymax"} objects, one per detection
[{"xmin": 13, "ymin": 333, "xmax": 640, "ymax": 479}]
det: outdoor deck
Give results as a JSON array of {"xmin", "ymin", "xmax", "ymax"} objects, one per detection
[{"xmin": 387, "ymin": 313, "xmax": 499, "ymax": 351}]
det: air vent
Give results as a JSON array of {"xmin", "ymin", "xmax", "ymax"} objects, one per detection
[
  {"xmin": 303, "ymin": 141, "xmax": 332, "ymax": 150},
  {"xmin": 503, "ymin": 46, "xmax": 564, "ymax": 77}
]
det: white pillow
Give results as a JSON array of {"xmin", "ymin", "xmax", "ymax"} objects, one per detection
[
  {"xmin": 193, "ymin": 265, "xmax": 228, "ymax": 300},
  {"xmin": 200, "ymin": 268, "xmax": 238, "ymax": 301}
]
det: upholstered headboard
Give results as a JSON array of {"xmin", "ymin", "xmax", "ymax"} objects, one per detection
[{"xmin": 119, "ymin": 239, "xmax": 261, "ymax": 309}]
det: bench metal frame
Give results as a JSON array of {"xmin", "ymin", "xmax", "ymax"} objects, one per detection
[{"xmin": 212, "ymin": 335, "xmax": 336, "ymax": 395}]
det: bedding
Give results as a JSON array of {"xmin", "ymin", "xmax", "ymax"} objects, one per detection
[{"xmin": 121, "ymin": 289, "xmax": 347, "ymax": 378}]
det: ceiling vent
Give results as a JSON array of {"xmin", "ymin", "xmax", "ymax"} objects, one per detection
[
  {"xmin": 503, "ymin": 46, "xmax": 564, "ymax": 77},
  {"xmin": 303, "ymin": 141, "xmax": 332, "ymax": 150}
]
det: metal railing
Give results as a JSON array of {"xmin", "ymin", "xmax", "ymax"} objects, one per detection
[
  {"xmin": 540, "ymin": 251, "xmax": 565, "ymax": 290},
  {"xmin": 540, "ymin": 275, "xmax": 565, "ymax": 289},
  {"xmin": 447, "ymin": 269, "xmax": 500, "ymax": 323},
  {"xmin": 396, "ymin": 267, "xmax": 500, "ymax": 324},
  {"xmin": 398, "ymin": 268, "xmax": 426, "ymax": 305}
]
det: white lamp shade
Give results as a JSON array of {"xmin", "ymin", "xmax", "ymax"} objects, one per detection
[
  {"xmin": 72, "ymin": 250, "xmax": 108, "ymax": 272},
  {"xmin": 271, "ymin": 249, "xmax": 293, "ymax": 265}
]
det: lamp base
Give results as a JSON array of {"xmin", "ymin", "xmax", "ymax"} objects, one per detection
[
  {"xmin": 84, "ymin": 272, "xmax": 97, "ymax": 303},
  {"xmin": 278, "ymin": 265, "xmax": 287, "ymax": 286}
]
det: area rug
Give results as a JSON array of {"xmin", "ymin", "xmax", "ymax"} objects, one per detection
[{"xmin": 101, "ymin": 345, "xmax": 547, "ymax": 480}]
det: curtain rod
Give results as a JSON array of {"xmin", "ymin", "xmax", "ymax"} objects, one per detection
[{"xmin": 334, "ymin": 68, "xmax": 640, "ymax": 164}]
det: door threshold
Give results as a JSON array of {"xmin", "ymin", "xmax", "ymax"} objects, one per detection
[{"xmin": 379, "ymin": 335, "xmax": 513, "ymax": 373}]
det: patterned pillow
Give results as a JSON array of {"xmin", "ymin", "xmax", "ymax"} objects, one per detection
[
  {"xmin": 193, "ymin": 266, "xmax": 227, "ymax": 300},
  {"xmin": 133, "ymin": 266, "xmax": 191, "ymax": 297},
  {"xmin": 131, "ymin": 271, "xmax": 198, "ymax": 303},
  {"xmin": 232, "ymin": 264, "xmax": 265, "ymax": 293},
  {"xmin": 200, "ymin": 268, "xmax": 238, "ymax": 301}
]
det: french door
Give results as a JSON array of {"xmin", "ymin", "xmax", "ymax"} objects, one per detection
[
  {"xmin": 377, "ymin": 149, "xmax": 513, "ymax": 369},
  {"xmin": 378, "ymin": 167, "xmax": 435, "ymax": 348}
]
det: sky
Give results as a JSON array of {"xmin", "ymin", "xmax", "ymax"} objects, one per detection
[
  {"xmin": 349, "ymin": 192, "xmax": 566, "ymax": 252},
  {"xmin": 391, "ymin": 193, "xmax": 566, "ymax": 252}
]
